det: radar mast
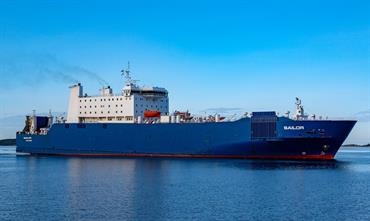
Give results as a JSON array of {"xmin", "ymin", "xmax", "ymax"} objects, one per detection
[
  {"xmin": 295, "ymin": 97, "xmax": 307, "ymax": 120},
  {"xmin": 121, "ymin": 61, "xmax": 138, "ymax": 86}
]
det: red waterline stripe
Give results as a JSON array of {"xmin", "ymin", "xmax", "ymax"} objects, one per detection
[{"xmin": 35, "ymin": 153, "xmax": 335, "ymax": 160}]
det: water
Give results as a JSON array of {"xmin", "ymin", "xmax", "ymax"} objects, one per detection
[{"xmin": 1, "ymin": 147, "xmax": 369, "ymax": 221}]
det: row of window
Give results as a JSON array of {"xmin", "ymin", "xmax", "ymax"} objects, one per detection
[
  {"xmin": 80, "ymin": 104, "xmax": 124, "ymax": 108},
  {"xmin": 106, "ymin": 117, "xmax": 133, "ymax": 121},
  {"xmin": 80, "ymin": 117, "xmax": 134, "ymax": 122},
  {"xmin": 80, "ymin": 97, "xmax": 130, "ymax": 102},
  {"xmin": 79, "ymin": 104, "xmax": 165, "ymax": 109},
  {"xmin": 79, "ymin": 97, "xmax": 167, "ymax": 103},
  {"xmin": 79, "ymin": 109, "xmax": 167, "ymax": 115},
  {"xmin": 80, "ymin": 111, "xmax": 125, "ymax": 114},
  {"xmin": 138, "ymin": 97, "xmax": 167, "ymax": 102}
]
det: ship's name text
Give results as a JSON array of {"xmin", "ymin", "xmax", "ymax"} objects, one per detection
[{"xmin": 283, "ymin": 126, "xmax": 305, "ymax": 130}]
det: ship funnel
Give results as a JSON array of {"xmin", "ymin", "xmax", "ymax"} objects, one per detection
[{"xmin": 67, "ymin": 84, "xmax": 83, "ymax": 122}]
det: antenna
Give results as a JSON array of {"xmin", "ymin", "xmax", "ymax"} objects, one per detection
[
  {"xmin": 121, "ymin": 61, "xmax": 138, "ymax": 85},
  {"xmin": 295, "ymin": 97, "xmax": 301, "ymax": 106}
]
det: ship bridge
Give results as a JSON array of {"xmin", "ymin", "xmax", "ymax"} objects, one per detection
[{"xmin": 123, "ymin": 85, "xmax": 168, "ymax": 98}]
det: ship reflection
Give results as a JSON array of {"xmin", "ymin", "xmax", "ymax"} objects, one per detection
[
  {"xmin": 66, "ymin": 157, "xmax": 168, "ymax": 220},
  {"xmin": 223, "ymin": 159, "xmax": 347, "ymax": 170},
  {"xmin": 64, "ymin": 157, "xmax": 351, "ymax": 219}
]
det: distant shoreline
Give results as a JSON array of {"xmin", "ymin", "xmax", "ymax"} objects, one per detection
[
  {"xmin": 0, "ymin": 138, "xmax": 369, "ymax": 147},
  {"xmin": 0, "ymin": 139, "xmax": 16, "ymax": 146},
  {"xmin": 342, "ymin": 144, "xmax": 370, "ymax": 147}
]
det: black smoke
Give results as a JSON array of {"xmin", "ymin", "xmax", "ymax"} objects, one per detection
[{"xmin": 0, "ymin": 53, "xmax": 108, "ymax": 88}]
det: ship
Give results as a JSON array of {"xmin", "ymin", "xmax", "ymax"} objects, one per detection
[{"xmin": 16, "ymin": 65, "xmax": 356, "ymax": 160}]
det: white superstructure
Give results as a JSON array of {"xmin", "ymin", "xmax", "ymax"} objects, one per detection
[{"xmin": 67, "ymin": 66, "xmax": 169, "ymax": 123}]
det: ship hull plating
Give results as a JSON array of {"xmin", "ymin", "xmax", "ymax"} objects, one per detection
[{"xmin": 16, "ymin": 117, "xmax": 356, "ymax": 160}]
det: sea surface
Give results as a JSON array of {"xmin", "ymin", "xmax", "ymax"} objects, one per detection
[{"xmin": 0, "ymin": 146, "xmax": 369, "ymax": 221}]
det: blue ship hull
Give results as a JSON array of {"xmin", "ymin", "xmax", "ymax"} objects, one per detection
[{"xmin": 16, "ymin": 116, "xmax": 356, "ymax": 160}]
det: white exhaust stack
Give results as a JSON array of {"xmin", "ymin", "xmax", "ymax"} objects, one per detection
[{"xmin": 67, "ymin": 83, "xmax": 83, "ymax": 123}]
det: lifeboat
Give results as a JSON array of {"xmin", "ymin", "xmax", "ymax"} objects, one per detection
[{"xmin": 144, "ymin": 110, "xmax": 161, "ymax": 118}]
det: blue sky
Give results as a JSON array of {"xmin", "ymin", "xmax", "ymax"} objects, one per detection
[{"xmin": 0, "ymin": 0, "xmax": 369, "ymax": 143}]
